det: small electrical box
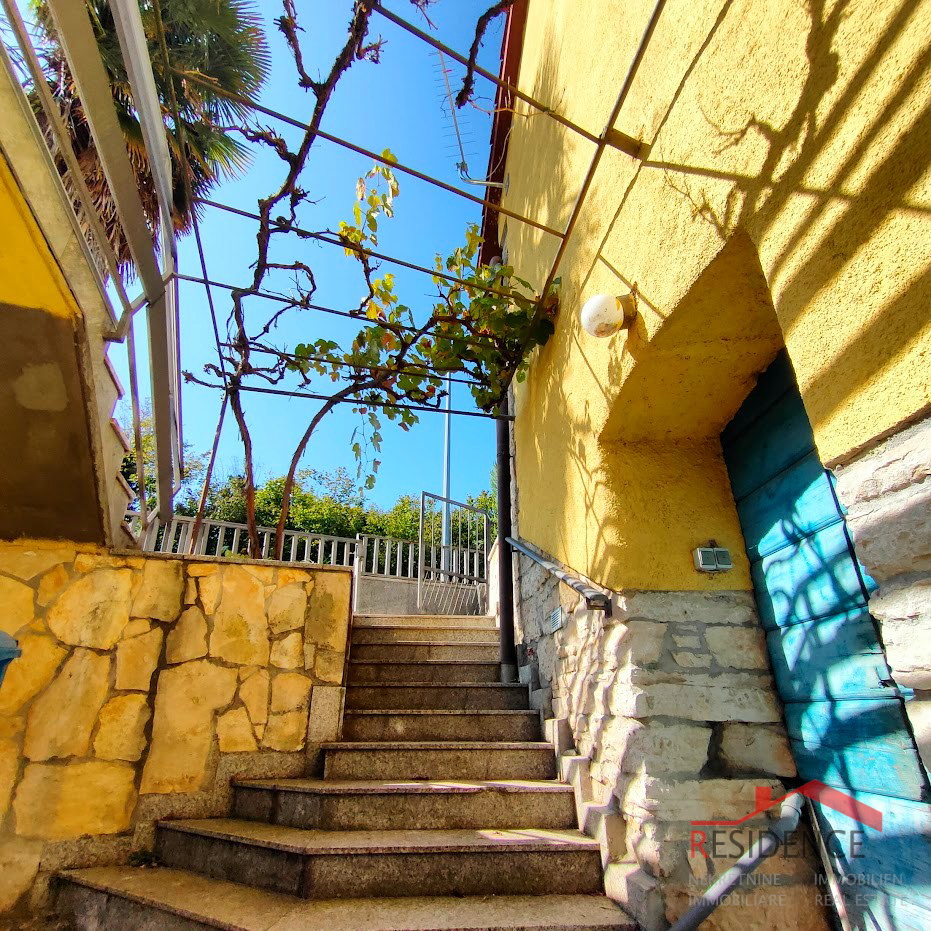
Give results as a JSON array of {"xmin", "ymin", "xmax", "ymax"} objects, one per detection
[{"xmin": 693, "ymin": 546, "xmax": 733, "ymax": 573}]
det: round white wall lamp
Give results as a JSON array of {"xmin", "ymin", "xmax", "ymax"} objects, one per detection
[{"xmin": 580, "ymin": 292, "xmax": 638, "ymax": 338}]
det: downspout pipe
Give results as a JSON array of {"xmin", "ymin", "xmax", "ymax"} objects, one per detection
[
  {"xmin": 496, "ymin": 400, "xmax": 517, "ymax": 683},
  {"xmin": 668, "ymin": 793, "xmax": 805, "ymax": 931}
]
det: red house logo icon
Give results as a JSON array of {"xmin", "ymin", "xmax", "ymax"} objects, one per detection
[{"xmin": 691, "ymin": 780, "xmax": 883, "ymax": 831}]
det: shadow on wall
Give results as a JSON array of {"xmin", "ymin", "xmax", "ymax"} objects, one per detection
[{"xmin": 638, "ymin": 0, "xmax": 931, "ymax": 450}]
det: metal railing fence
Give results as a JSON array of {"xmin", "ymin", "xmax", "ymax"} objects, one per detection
[{"xmin": 417, "ymin": 491, "xmax": 491, "ymax": 611}]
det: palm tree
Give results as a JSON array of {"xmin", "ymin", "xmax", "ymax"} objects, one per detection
[{"xmin": 32, "ymin": 0, "xmax": 269, "ymax": 268}]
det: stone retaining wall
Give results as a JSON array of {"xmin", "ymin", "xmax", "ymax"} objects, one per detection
[
  {"xmin": 0, "ymin": 543, "xmax": 351, "ymax": 916},
  {"xmin": 513, "ymin": 553, "xmax": 828, "ymax": 930},
  {"xmin": 834, "ymin": 415, "xmax": 931, "ymax": 775}
]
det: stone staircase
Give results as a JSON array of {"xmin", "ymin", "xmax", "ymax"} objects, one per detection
[{"xmin": 54, "ymin": 613, "xmax": 635, "ymax": 930}]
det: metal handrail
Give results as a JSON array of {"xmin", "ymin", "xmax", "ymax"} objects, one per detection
[
  {"xmin": 505, "ymin": 536, "xmax": 612, "ymax": 614},
  {"xmin": 668, "ymin": 793, "xmax": 804, "ymax": 931}
]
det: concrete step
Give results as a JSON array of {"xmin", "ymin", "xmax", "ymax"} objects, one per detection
[
  {"xmin": 343, "ymin": 709, "xmax": 541, "ymax": 742},
  {"xmin": 353, "ymin": 625, "xmax": 500, "ymax": 644},
  {"xmin": 55, "ymin": 867, "xmax": 636, "ymax": 929},
  {"xmin": 155, "ymin": 821, "xmax": 603, "ymax": 899},
  {"xmin": 354, "ymin": 614, "xmax": 497, "ymax": 630},
  {"xmin": 346, "ymin": 683, "xmax": 530, "ymax": 710},
  {"xmin": 232, "ymin": 778, "xmax": 577, "ymax": 831},
  {"xmin": 351, "ymin": 641, "xmax": 499, "ymax": 662},
  {"xmin": 322, "ymin": 741, "xmax": 558, "ymax": 780},
  {"xmin": 348, "ymin": 660, "xmax": 500, "ymax": 684}
]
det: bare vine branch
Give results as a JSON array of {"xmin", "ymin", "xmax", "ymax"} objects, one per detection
[{"xmin": 456, "ymin": 0, "xmax": 515, "ymax": 108}]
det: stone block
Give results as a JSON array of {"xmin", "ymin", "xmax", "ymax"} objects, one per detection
[
  {"xmin": 621, "ymin": 774, "xmax": 783, "ymax": 824},
  {"xmin": 278, "ymin": 568, "xmax": 312, "ymax": 587},
  {"xmin": 307, "ymin": 686, "xmax": 344, "ymax": 745},
  {"xmin": 599, "ymin": 718, "xmax": 711, "ymax": 776},
  {"xmin": 217, "ymin": 707, "xmax": 258, "ymax": 752},
  {"xmin": 198, "ymin": 570, "xmax": 223, "ymax": 613},
  {"xmin": 271, "ymin": 672, "xmax": 312, "ymax": 713},
  {"xmin": 306, "ymin": 572, "xmax": 351, "ymax": 652},
  {"xmin": 673, "ymin": 634, "xmax": 702, "ymax": 649},
  {"xmin": 603, "ymin": 860, "xmax": 666, "ymax": 931},
  {"xmin": 24, "ymin": 649, "xmax": 110, "ymax": 761},
  {"xmin": 271, "ymin": 631, "xmax": 303, "ymax": 669},
  {"xmin": 268, "ymin": 583, "xmax": 307, "ymax": 635},
  {"xmin": 13, "ymin": 761, "xmax": 137, "ymax": 840},
  {"xmin": 186, "ymin": 562, "xmax": 219, "ymax": 577},
  {"xmin": 0, "ymin": 634, "xmax": 66, "ymax": 715},
  {"xmin": 905, "ymin": 694, "xmax": 931, "ymax": 773},
  {"xmin": 121, "ymin": 618, "xmax": 151, "ymax": 640},
  {"xmin": 0, "ymin": 738, "xmax": 18, "ymax": 816},
  {"xmin": 603, "ymin": 619, "xmax": 666, "ymax": 667},
  {"xmin": 239, "ymin": 669, "xmax": 269, "ymax": 726},
  {"xmin": 0, "ymin": 576, "xmax": 34, "ymax": 636},
  {"xmin": 131, "ymin": 559, "xmax": 184, "ymax": 621},
  {"xmin": 94, "ymin": 694, "xmax": 151, "ymax": 762},
  {"xmin": 313, "ymin": 649, "xmax": 344, "ymax": 684},
  {"xmin": 262, "ymin": 711, "xmax": 306, "ymax": 751},
  {"xmin": 617, "ymin": 590, "xmax": 758, "ymax": 627},
  {"xmin": 607, "ymin": 669, "xmax": 782, "ymax": 723},
  {"xmin": 870, "ymin": 578, "xmax": 931, "ymax": 688},
  {"xmin": 184, "ymin": 578, "xmax": 198, "ymax": 605},
  {"xmin": 0, "ymin": 546, "xmax": 74, "ymax": 582},
  {"xmin": 47, "ymin": 569, "xmax": 132, "ymax": 649},
  {"xmin": 166, "ymin": 606, "xmax": 208, "ymax": 664},
  {"xmin": 673, "ymin": 652, "xmax": 712, "ymax": 668},
  {"xmin": 36, "ymin": 563, "xmax": 70, "ymax": 607},
  {"xmin": 140, "ymin": 659, "xmax": 237, "ymax": 794},
  {"xmin": 718, "ymin": 724, "xmax": 796, "ymax": 777},
  {"xmin": 0, "ymin": 837, "xmax": 42, "ymax": 912},
  {"xmin": 210, "ymin": 569, "xmax": 269, "ymax": 666},
  {"xmin": 116, "ymin": 627, "xmax": 164, "ymax": 692},
  {"xmin": 705, "ymin": 626, "xmax": 770, "ymax": 670}
]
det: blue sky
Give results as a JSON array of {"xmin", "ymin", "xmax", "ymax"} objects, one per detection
[{"xmin": 117, "ymin": 0, "xmax": 504, "ymax": 509}]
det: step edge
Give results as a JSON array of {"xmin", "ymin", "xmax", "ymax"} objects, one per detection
[
  {"xmin": 157, "ymin": 821, "xmax": 600, "ymax": 856},
  {"xmin": 347, "ymin": 683, "xmax": 527, "ymax": 689},
  {"xmin": 59, "ymin": 870, "xmax": 634, "ymax": 931},
  {"xmin": 233, "ymin": 782, "xmax": 574, "ymax": 795},
  {"xmin": 343, "ymin": 710, "xmax": 538, "ymax": 716},
  {"xmin": 322, "ymin": 741, "xmax": 553, "ymax": 750},
  {"xmin": 56, "ymin": 868, "xmax": 297, "ymax": 931}
]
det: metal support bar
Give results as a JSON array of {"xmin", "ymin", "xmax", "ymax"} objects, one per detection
[
  {"xmin": 175, "ymin": 273, "xmax": 497, "ymax": 351},
  {"xmin": 238, "ymin": 343, "xmax": 485, "ymax": 388},
  {"xmin": 196, "ymin": 199, "xmax": 523, "ymax": 303},
  {"xmin": 198, "ymin": 381, "xmax": 515, "ymax": 421},
  {"xmin": 370, "ymin": 0, "xmax": 644, "ymax": 159},
  {"xmin": 496, "ymin": 402, "xmax": 517, "ymax": 682},
  {"xmin": 538, "ymin": 0, "xmax": 667, "ymax": 303},
  {"xmin": 44, "ymin": 0, "xmax": 176, "ymax": 518},
  {"xmin": 505, "ymin": 536, "xmax": 612, "ymax": 613},
  {"xmin": 174, "ymin": 68, "xmax": 562, "ymax": 238}
]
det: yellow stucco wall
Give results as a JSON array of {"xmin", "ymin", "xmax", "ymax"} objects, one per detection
[
  {"xmin": 505, "ymin": 0, "xmax": 931, "ymax": 591},
  {"xmin": 0, "ymin": 155, "xmax": 81, "ymax": 320}
]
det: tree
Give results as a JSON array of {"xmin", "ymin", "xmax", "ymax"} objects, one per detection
[{"xmin": 32, "ymin": 0, "xmax": 269, "ymax": 267}]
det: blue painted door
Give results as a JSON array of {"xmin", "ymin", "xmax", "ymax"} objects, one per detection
[{"xmin": 722, "ymin": 351, "xmax": 931, "ymax": 929}]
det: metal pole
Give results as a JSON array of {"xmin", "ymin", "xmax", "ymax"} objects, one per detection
[
  {"xmin": 496, "ymin": 398, "xmax": 517, "ymax": 682},
  {"xmin": 200, "ymin": 381, "xmax": 514, "ymax": 421},
  {"xmin": 196, "ymin": 199, "xmax": 522, "ymax": 303},
  {"xmin": 174, "ymin": 68, "xmax": 563, "ymax": 238},
  {"xmin": 441, "ymin": 376, "xmax": 452, "ymax": 569}
]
